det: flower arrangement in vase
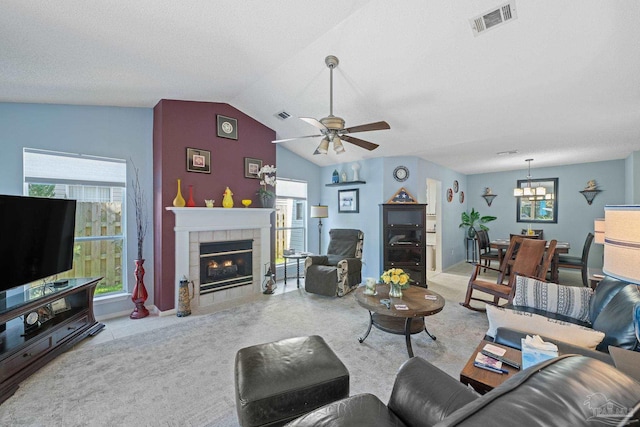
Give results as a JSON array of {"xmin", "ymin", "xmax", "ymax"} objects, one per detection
[
  {"xmin": 380, "ymin": 268, "xmax": 412, "ymax": 298},
  {"xmin": 256, "ymin": 164, "xmax": 277, "ymax": 208}
]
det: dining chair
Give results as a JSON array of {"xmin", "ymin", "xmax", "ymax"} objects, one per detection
[
  {"xmin": 460, "ymin": 236, "xmax": 547, "ymax": 311},
  {"xmin": 557, "ymin": 232, "xmax": 594, "ymax": 287},
  {"xmin": 476, "ymin": 229, "xmax": 499, "ymax": 271}
]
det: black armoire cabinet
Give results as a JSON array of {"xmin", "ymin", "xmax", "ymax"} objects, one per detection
[{"xmin": 381, "ymin": 203, "xmax": 427, "ymax": 287}]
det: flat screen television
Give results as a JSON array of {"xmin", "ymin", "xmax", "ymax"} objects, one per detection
[{"xmin": 0, "ymin": 194, "xmax": 76, "ymax": 293}]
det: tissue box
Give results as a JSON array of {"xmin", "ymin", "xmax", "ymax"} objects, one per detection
[{"xmin": 521, "ymin": 337, "xmax": 558, "ymax": 369}]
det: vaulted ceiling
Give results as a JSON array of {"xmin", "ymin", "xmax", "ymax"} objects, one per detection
[{"xmin": 2, "ymin": 1, "xmax": 639, "ymax": 174}]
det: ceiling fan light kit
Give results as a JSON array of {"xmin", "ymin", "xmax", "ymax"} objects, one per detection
[{"xmin": 272, "ymin": 55, "xmax": 390, "ymax": 155}]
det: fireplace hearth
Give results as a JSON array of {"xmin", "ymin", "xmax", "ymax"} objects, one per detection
[{"xmin": 200, "ymin": 240, "xmax": 253, "ymax": 294}]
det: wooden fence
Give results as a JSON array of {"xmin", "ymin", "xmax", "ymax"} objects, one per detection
[{"xmin": 59, "ymin": 202, "xmax": 123, "ymax": 294}]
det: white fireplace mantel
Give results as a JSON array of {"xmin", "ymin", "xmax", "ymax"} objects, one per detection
[{"xmin": 166, "ymin": 207, "xmax": 273, "ymax": 311}]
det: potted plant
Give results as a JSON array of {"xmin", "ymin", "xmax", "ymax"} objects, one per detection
[
  {"xmin": 256, "ymin": 164, "xmax": 277, "ymax": 208},
  {"xmin": 459, "ymin": 208, "xmax": 496, "ymax": 238}
]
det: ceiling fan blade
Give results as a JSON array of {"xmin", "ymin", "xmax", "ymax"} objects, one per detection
[
  {"xmin": 300, "ymin": 117, "xmax": 328, "ymax": 131},
  {"xmin": 272, "ymin": 134, "xmax": 322, "ymax": 144},
  {"xmin": 341, "ymin": 135, "xmax": 379, "ymax": 151},
  {"xmin": 343, "ymin": 121, "xmax": 390, "ymax": 134}
]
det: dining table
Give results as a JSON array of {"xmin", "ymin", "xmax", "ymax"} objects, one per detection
[{"xmin": 490, "ymin": 238, "xmax": 570, "ymax": 283}]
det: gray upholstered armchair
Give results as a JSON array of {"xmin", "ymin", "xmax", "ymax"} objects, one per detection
[{"xmin": 304, "ymin": 229, "xmax": 364, "ymax": 297}]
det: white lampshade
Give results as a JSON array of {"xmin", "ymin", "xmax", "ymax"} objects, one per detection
[
  {"xmin": 316, "ymin": 137, "xmax": 329, "ymax": 154},
  {"xmin": 594, "ymin": 218, "xmax": 605, "ymax": 244},
  {"xmin": 310, "ymin": 205, "xmax": 329, "ymax": 219},
  {"xmin": 513, "ymin": 188, "xmax": 524, "ymax": 197},
  {"xmin": 603, "ymin": 205, "xmax": 640, "ymax": 284},
  {"xmin": 332, "ymin": 137, "xmax": 345, "ymax": 154}
]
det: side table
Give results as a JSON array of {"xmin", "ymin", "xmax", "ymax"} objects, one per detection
[
  {"xmin": 459, "ymin": 340, "xmax": 521, "ymax": 394},
  {"xmin": 283, "ymin": 253, "xmax": 311, "ymax": 288},
  {"xmin": 465, "ymin": 237, "xmax": 477, "ymax": 263}
]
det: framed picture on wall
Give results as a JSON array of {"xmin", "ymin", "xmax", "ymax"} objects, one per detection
[
  {"xmin": 186, "ymin": 148, "xmax": 211, "ymax": 173},
  {"xmin": 244, "ymin": 157, "xmax": 262, "ymax": 179},
  {"xmin": 217, "ymin": 115, "xmax": 238, "ymax": 140},
  {"xmin": 338, "ymin": 188, "xmax": 359, "ymax": 213}
]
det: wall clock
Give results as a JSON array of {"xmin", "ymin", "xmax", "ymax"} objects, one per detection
[{"xmin": 393, "ymin": 166, "xmax": 409, "ymax": 182}]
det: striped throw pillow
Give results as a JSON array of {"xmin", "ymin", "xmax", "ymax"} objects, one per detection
[{"xmin": 513, "ymin": 275, "xmax": 593, "ymax": 323}]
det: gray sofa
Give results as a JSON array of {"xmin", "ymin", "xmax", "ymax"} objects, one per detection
[
  {"xmin": 286, "ymin": 355, "xmax": 640, "ymax": 426},
  {"xmin": 493, "ymin": 275, "xmax": 640, "ymax": 362}
]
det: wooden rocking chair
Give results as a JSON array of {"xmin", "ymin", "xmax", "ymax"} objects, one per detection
[{"xmin": 460, "ymin": 236, "xmax": 550, "ymax": 312}]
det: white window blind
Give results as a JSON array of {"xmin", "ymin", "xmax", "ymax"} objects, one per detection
[{"xmin": 24, "ymin": 148, "xmax": 126, "ymax": 187}]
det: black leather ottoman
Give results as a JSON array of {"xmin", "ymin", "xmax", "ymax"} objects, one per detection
[{"xmin": 234, "ymin": 335, "xmax": 349, "ymax": 427}]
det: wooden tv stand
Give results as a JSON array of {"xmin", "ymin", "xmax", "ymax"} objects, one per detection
[{"xmin": 0, "ymin": 277, "xmax": 104, "ymax": 404}]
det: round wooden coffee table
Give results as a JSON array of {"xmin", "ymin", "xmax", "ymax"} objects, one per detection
[{"xmin": 354, "ymin": 284, "xmax": 445, "ymax": 357}]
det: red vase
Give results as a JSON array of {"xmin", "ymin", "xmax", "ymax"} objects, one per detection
[
  {"xmin": 130, "ymin": 259, "xmax": 149, "ymax": 319},
  {"xmin": 186, "ymin": 185, "xmax": 196, "ymax": 207}
]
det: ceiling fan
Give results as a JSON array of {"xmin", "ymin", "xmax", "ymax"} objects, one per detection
[{"xmin": 272, "ymin": 55, "xmax": 390, "ymax": 155}]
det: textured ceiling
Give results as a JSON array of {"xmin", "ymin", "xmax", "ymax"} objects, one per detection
[{"xmin": 1, "ymin": 0, "xmax": 639, "ymax": 174}]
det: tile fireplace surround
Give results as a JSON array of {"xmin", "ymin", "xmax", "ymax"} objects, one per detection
[{"xmin": 166, "ymin": 207, "xmax": 272, "ymax": 312}]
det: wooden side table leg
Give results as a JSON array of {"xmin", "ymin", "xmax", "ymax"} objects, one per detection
[{"xmin": 358, "ymin": 311, "xmax": 373, "ymax": 343}]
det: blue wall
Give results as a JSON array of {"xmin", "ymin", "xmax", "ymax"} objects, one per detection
[
  {"xmin": 0, "ymin": 103, "xmax": 153, "ymax": 317},
  {"xmin": 466, "ymin": 160, "xmax": 627, "ymax": 268},
  {"xmin": 2, "ymin": 101, "xmax": 637, "ymax": 313}
]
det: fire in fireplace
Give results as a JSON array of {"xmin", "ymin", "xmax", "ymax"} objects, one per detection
[{"xmin": 200, "ymin": 240, "xmax": 253, "ymax": 294}]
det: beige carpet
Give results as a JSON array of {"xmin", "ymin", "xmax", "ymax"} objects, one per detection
[{"xmin": 0, "ymin": 265, "xmax": 583, "ymax": 426}]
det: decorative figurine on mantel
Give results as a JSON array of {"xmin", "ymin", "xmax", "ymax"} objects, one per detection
[
  {"xmin": 351, "ymin": 163, "xmax": 360, "ymax": 181},
  {"xmin": 484, "ymin": 187, "xmax": 493, "ymax": 195},
  {"xmin": 332, "ymin": 170, "xmax": 339, "ymax": 183},
  {"xmin": 341, "ymin": 171, "xmax": 348, "ymax": 182},
  {"xmin": 222, "ymin": 187, "xmax": 234, "ymax": 208}
]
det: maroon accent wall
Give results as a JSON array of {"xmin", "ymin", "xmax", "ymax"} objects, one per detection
[{"xmin": 153, "ymin": 99, "xmax": 276, "ymax": 311}]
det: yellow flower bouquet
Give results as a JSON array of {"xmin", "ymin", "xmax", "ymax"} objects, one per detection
[{"xmin": 380, "ymin": 268, "xmax": 411, "ymax": 289}]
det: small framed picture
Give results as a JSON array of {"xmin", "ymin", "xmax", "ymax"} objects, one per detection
[
  {"xmin": 244, "ymin": 157, "xmax": 262, "ymax": 179},
  {"xmin": 338, "ymin": 188, "xmax": 359, "ymax": 213},
  {"xmin": 186, "ymin": 148, "xmax": 211, "ymax": 173},
  {"xmin": 217, "ymin": 115, "xmax": 238, "ymax": 140}
]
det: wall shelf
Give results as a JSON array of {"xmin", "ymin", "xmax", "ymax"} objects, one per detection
[{"xmin": 325, "ymin": 180, "xmax": 366, "ymax": 187}]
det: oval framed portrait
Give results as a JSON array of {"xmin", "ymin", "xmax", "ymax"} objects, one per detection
[
  {"xmin": 459, "ymin": 191, "xmax": 465, "ymax": 203},
  {"xmin": 453, "ymin": 180, "xmax": 459, "ymax": 193},
  {"xmin": 447, "ymin": 188, "xmax": 453, "ymax": 202}
]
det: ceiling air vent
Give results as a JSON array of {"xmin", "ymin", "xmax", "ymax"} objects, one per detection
[
  {"xmin": 275, "ymin": 110, "xmax": 291, "ymax": 120},
  {"xmin": 469, "ymin": 1, "xmax": 517, "ymax": 37}
]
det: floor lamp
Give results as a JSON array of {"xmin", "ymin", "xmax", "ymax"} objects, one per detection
[{"xmin": 310, "ymin": 205, "xmax": 329, "ymax": 254}]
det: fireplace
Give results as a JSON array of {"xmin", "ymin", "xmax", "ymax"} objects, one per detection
[
  {"xmin": 200, "ymin": 240, "xmax": 253, "ymax": 293},
  {"xmin": 166, "ymin": 207, "xmax": 272, "ymax": 313}
]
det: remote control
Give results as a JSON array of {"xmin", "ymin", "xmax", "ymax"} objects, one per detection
[{"xmin": 481, "ymin": 349, "xmax": 521, "ymax": 369}]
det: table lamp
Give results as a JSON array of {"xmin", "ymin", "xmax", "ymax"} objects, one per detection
[
  {"xmin": 602, "ymin": 205, "xmax": 640, "ymax": 284},
  {"xmin": 310, "ymin": 205, "xmax": 329, "ymax": 254}
]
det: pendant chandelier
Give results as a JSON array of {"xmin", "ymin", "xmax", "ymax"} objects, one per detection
[{"xmin": 513, "ymin": 159, "xmax": 547, "ymax": 198}]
